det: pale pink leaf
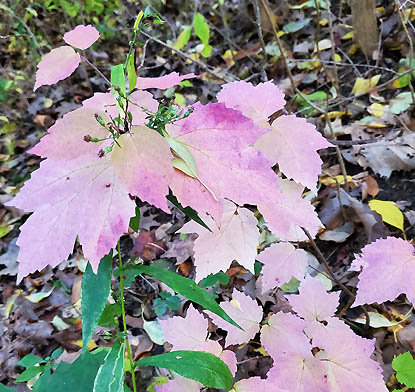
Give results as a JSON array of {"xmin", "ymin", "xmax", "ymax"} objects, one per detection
[
  {"xmin": 29, "ymin": 108, "xmax": 109, "ymax": 160},
  {"xmin": 136, "ymin": 72, "xmax": 195, "ymax": 89},
  {"xmin": 167, "ymin": 103, "xmax": 278, "ymax": 219},
  {"xmin": 311, "ymin": 318, "xmax": 387, "ymax": 392},
  {"xmin": 7, "ymin": 156, "xmax": 136, "ymax": 282},
  {"xmin": 254, "ymin": 115, "xmax": 333, "ymax": 191},
  {"xmin": 217, "ymin": 81, "xmax": 286, "ymax": 128},
  {"xmin": 352, "ymin": 237, "xmax": 415, "ymax": 306},
  {"xmin": 34, "ymin": 46, "xmax": 80, "ymax": 91},
  {"xmin": 159, "ymin": 305, "xmax": 208, "ymax": 351},
  {"xmin": 257, "ymin": 242, "xmax": 308, "ymax": 293},
  {"xmin": 231, "ymin": 377, "xmax": 270, "ymax": 392},
  {"xmin": 155, "ymin": 374, "xmax": 201, "ymax": 392},
  {"xmin": 180, "ymin": 200, "xmax": 259, "ymax": 281},
  {"xmin": 288, "ymin": 276, "xmax": 340, "ymax": 322},
  {"xmin": 260, "ymin": 312, "xmax": 311, "ymax": 360},
  {"xmin": 207, "ymin": 290, "xmax": 262, "ymax": 347},
  {"xmin": 265, "ymin": 355, "xmax": 328, "ymax": 392},
  {"xmin": 258, "ymin": 178, "xmax": 322, "ymax": 241},
  {"xmin": 111, "ymin": 126, "xmax": 173, "ymax": 212},
  {"xmin": 82, "ymin": 90, "xmax": 158, "ymax": 126},
  {"xmin": 63, "ymin": 24, "xmax": 100, "ymax": 50}
]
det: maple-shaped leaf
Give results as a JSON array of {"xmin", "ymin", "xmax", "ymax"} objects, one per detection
[
  {"xmin": 136, "ymin": 72, "xmax": 195, "ymax": 90},
  {"xmin": 167, "ymin": 103, "xmax": 277, "ymax": 218},
  {"xmin": 265, "ymin": 354, "xmax": 328, "ymax": 392},
  {"xmin": 34, "ymin": 46, "xmax": 81, "ymax": 91},
  {"xmin": 288, "ymin": 276, "xmax": 340, "ymax": 323},
  {"xmin": 7, "ymin": 156, "xmax": 136, "ymax": 281},
  {"xmin": 159, "ymin": 305, "xmax": 208, "ymax": 351},
  {"xmin": 352, "ymin": 237, "xmax": 415, "ymax": 306},
  {"xmin": 254, "ymin": 115, "xmax": 332, "ymax": 191},
  {"xmin": 257, "ymin": 242, "xmax": 308, "ymax": 293},
  {"xmin": 180, "ymin": 200, "xmax": 259, "ymax": 281},
  {"xmin": 82, "ymin": 90, "xmax": 158, "ymax": 126},
  {"xmin": 111, "ymin": 126, "xmax": 173, "ymax": 212},
  {"xmin": 207, "ymin": 290, "xmax": 262, "ymax": 347},
  {"xmin": 63, "ymin": 24, "xmax": 100, "ymax": 50},
  {"xmin": 260, "ymin": 312, "xmax": 311, "ymax": 361},
  {"xmin": 29, "ymin": 108, "xmax": 110, "ymax": 160},
  {"xmin": 311, "ymin": 318, "xmax": 387, "ymax": 392},
  {"xmin": 257, "ymin": 178, "xmax": 322, "ymax": 241},
  {"xmin": 217, "ymin": 80, "xmax": 286, "ymax": 128}
]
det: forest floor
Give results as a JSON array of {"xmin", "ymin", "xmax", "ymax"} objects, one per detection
[{"xmin": 1, "ymin": 0, "xmax": 415, "ymax": 390}]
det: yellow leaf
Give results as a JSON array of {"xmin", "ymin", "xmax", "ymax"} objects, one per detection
[
  {"xmin": 348, "ymin": 43, "xmax": 359, "ymax": 56},
  {"xmin": 44, "ymin": 98, "xmax": 53, "ymax": 108},
  {"xmin": 368, "ymin": 200, "xmax": 404, "ymax": 231},
  {"xmin": 342, "ymin": 31, "xmax": 354, "ymax": 40},
  {"xmin": 321, "ymin": 175, "xmax": 353, "ymax": 186},
  {"xmin": 320, "ymin": 111, "xmax": 352, "ymax": 120},
  {"xmin": 333, "ymin": 53, "xmax": 342, "ymax": 62},
  {"xmin": 319, "ymin": 18, "xmax": 328, "ymax": 26},
  {"xmin": 254, "ymin": 346, "xmax": 270, "ymax": 356},
  {"xmin": 352, "ymin": 75, "xmax": 381, "ymax": 95},
  {"xmin": 368, "ymin": 103, "xmax": 384, "ymax": 118},
  {"xmin": 405, "ymin": 8, "xmax": 415, "ymax": 21}
]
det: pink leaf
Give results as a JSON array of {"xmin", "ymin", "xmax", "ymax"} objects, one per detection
[
  {"xmin": 29, "ymin": 108, "xmax": 109, "ymax": 160},
  {"xmin": 231, "ymin": 377, "xmax": 270, "ymax": 391},
  {"xmin": 260, "ymin": 312, "xmax": 311, "ymax": 360},
  {"xmin": 63, "ymin": 24, "xmax": 100, "ymax": 50},
  {"xmin": 258, "ymin": 178, "xmax": 322, "ymax": 241},
  {"xmin": 311, "ymin": 318, "xmax": 387, "ymax": 392},
  {"xmin": 159, "ymin": 305, "xmax": 208, "ymax": 351},
  {"xmin": 288, "ymin": 276, "xmax": 340, "ymax": 323},
  {"xmin": 180, "ymin": 200, "xmax": 259, "ymax": 281},
  {"xmin": 352, "ymin": 237, "xmax": 415, "ymax": 306},
  {"xmin": 136, "ymin": 72, "xmax": 195, "ymax": 90},
  {"xmin": 217, "ymin": 81, "xmax": 286, "ymax": 128},
  {"xmin": 34, "ymin": 46, "xmax": 80, "ymax": 91},
  {"xmin": 155, "ymin": 374, "xmax": 201, "ymax": 392},
  {"xmin": 167, "ymin": 103, "xmax": 276, "ymax": 218},
  {"xmin": 265, "ymin": 355, "xmax": 328, "ymax": 392},
  {"xmin": 82, "ymin": 90, "xmax": 158, "ymax": 126},
  {"xmin": 7, "ymin": 156, "xmax": 135, "ymax": 282},
  {"xmin": 254, "ymin": 115, "xmax": 333, "ymax": 191},
  {"xmin": 207, "ymin": 290, "xmax": 262, "ymax": 347},
  {"xmin": 111, "ymin": 126, "xmax": 173, "ymax": 212},
  {"xmin": 257, "ymin": 242, "xmax": 308, "ymax": 293}
]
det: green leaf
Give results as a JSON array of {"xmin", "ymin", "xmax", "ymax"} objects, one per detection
[
  {"xmin": 166, "ymin": 136, "xmax": 198, "ymax": 178},
  {"xmin": 98, "ymin": 303, "xmax": 122, "ymax": 327},
  {"xmin": 16, "ymin": 365, "xmax": 45, "ymax": 382},
  {"xmin": 174, "ymin": 26, "xmax": 192, "ymax": 50},
  {"xmin": 200, "ymin": 272, "xmax": 230, "ymax": 288},
  {"xmin": 283, "ymin": 18, "xmax": 311, "ymax": 33},
  {"xmin": 201, "ymin": 44, "xmax": 213, "ymax": 58},
  {"xmin": 127, "ymin": 55, "xmax": 137, "ymax": 92},
  {"xmin": 124, "ymin": 265, "xmax": 242, "ymax": 330},
  {"xmin": 193, "ymin": 13, "xmax": 210, "ymax": 46},
  {"xmin": 93, "ymin": 341, "xmax": 125, "ymax": 392},
  {"xmin": 33, "ymin": 350, "xmax": 107, "ymax": 391},
  {"xmin": 129, "ymin": 206, "xmax": 140, "ymax": 232},
  {"xmin": 111, "ymin": 64, "xmax": 126, "ymax": 118},
  {"xmin": 167, "ymin": 191, "xmax": 211, "ymax": 232},
  {"xmin": 393, "ymin": 352, "xmax": 415, "ymax": 387},
  {"xmin": 81, "ymin": 252, "xmax": 113, "ymax": 352},
  {"xmin": 17, "ymin": 354, "xmax": 44, "ymax": 368},
  {"xmin": 136, "ymin": 351, "xmax": 233, "ymax": 390}
]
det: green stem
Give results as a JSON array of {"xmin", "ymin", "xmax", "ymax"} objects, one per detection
[{"xmin": 117, "ymin": 241, "xmax": 137, "ymax": 392}]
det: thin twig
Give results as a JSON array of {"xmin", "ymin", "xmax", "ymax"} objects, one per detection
[
  {"xmin": 81, "ymin": 56, "xmax": 111, "ymax": 87},
  {"xmin": 140, "ymin": 31, "xmax": 238, "ymax": 83},
  {"xmin": 252, "ymin": 0, "xmax": 268, "ymax": 82}
]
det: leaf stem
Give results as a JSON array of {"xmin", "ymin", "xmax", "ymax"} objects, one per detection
[{"xmin": 118, "ymin": 240, "xmax": 137, "ymax": 392}]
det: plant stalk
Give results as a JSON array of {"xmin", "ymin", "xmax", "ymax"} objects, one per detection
[{"xmin": 118, "ymin": 241, "xmax": 137, "ymax": 392}]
